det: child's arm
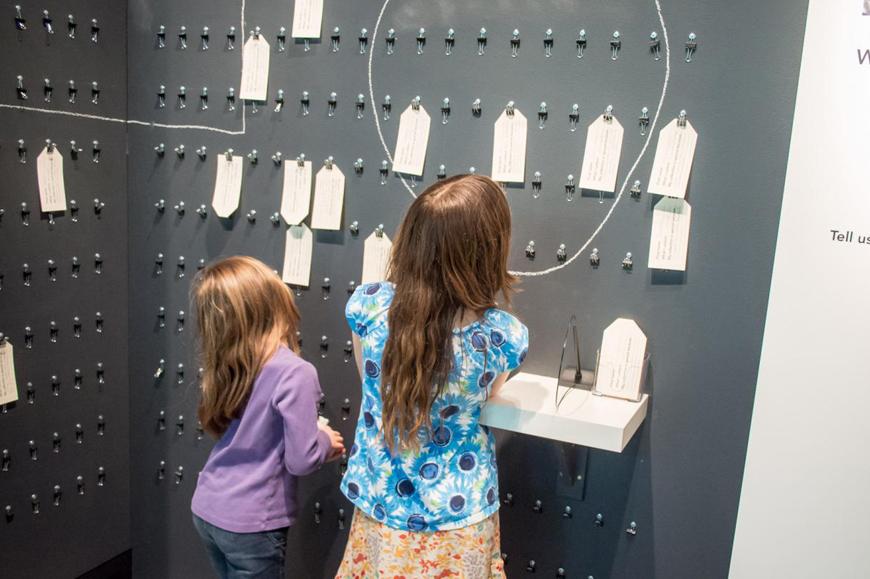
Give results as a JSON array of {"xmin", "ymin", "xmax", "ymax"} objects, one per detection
[
  {"xmin": 352, "ymin": 335, "xmax": 364, "ymax": 380},
  {"xmin": 272, "ymin": 362, "xmax": 335, "ymax": 476}
]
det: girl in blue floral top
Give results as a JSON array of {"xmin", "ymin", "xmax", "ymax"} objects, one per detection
[{"xmin": 337, "ymin": 175, "xmax": 529, "ymax": 578}]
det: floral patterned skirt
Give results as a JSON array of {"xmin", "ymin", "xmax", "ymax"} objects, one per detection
[{"xmin": 335, "ymin": 508, "xmax": 506, "ymax": 578}]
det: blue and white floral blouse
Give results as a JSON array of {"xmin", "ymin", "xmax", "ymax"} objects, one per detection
[{"xmin": 341, "ymin": 282, "xmax": 529, "ymax": 532}]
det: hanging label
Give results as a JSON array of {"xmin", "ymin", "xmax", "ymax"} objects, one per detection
[
  {"xmin": 212, "ymin": 155, "xmax": 244, "ymax": 218},
  {"xmin": 648, "ymin": 197, "xmax": 692, "ymax": 271},
  {"xmin": 310, "ymin": 164, "xmax": 345, "ymax": 230},
  {"xmin": 647, "ymin": 118, "xmax": 698, "ymax": 199},
  {"xmin": 491, "ymin": 109, "xmax": 528, "ymax": 183},
  {"xmin": 291, "ymin": 0, "xmax": 323, "ymax": 38},
  {"xmin": 361, "ymin": 231, "xmax": 393, "ymax": 284},
  {"xmin": 37, "ymin": 146, "xmax": 67, "ymax": 212},
  {"xmin": 392, "ymin": 104, "xmax": 431, "ymax": 176},
  {"xmin": 240, "ymin": 35, "xmax": 270, "ymax": 101},
  {"xmin": 0, "ymin": 340, "xmax": 18, "ymax": 406},
  {"xmin": 579, "ymin": 114, "xmax": 624, "ymax": 193},
  {"xmin": 280, "ymin": 160, "xmax": 313, "ymax": 225},
  {"xmin": 282, "ymin": 224, "xmax": 314, "ymax": 287},
  {"xmin": 595, "ymin": 318, "xmax": 647, "ymax": 401}
]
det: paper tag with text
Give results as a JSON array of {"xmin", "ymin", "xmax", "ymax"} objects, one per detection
[
  {"xmin": 280, "ymin": 160, "xmax": 313, "ymax": 225},
  {"xmin": 212, "ymin": 154, "xmax": 244, "ymax": 218},
  {"xmin": 647, "ymin": 118, "xmax": 698, "ymax": 199},
  {"xmin": 648, "ymin": 197, "xmax": 692, "ymax": 271},
  {"xmin": 282, "ymin": 224, "xmax": 314, "ymax": 287},
  {"xmin": 291, "ymin": 0, "xmax": 323, "ymax": 38},
  {"xmin": 361, "ymin": 231, "xmax": 392, "ymax": 284},
  {"xmin": 310, "ymin": 164, "xmax": 345, "ymax": 230},
  {"xmin": 37, "ymin": 146, "xmax": 67, "ymax": 212},
  {"xmin": 491, "ymin": 109, "xmax": 528, "ymax": 183},
  {"xmin": 240, "ymin": 35, "xmax": 270, "ymax": 101},
  {"xmin": 579, "ymin": 114, "xmax": 624, "ymax": 193},
  {"xmin": 0, "ymin": 340, "xmax": 19, "ymax": 406},
  {"xmin": 595, "ymin": 318, "xmax": 647, "ymax": 401},
  {"xmin": 392, "ymin": 104, "xmax": 431, "ymax": 176}
]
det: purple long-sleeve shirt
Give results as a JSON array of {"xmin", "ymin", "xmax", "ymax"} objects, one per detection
[{"xmin": 191, "ymin": 346, "xmax": 332, "ymax": 533}]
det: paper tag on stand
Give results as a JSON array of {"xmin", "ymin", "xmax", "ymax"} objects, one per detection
[
  {"xmin": 212, "ymin": 155, "xmax": 244, "ymax": 218},
  {"xmin": 240, "ymin": 35, "xmax": 270, "ymax": 101},
  {"xmin": 648, "ymin": 198, "xmax": 692, "ymax": 271},
  {"xmin": 491, "ymin": 109, "xmax": 528, "ymax": 183},
  {"xmin": 579, "ymin": 114, "xmax": 624, "ymax": 193},
  {"xmin": 595, "ymin": 318, "xmax": 647, "ymax": 401},
  {"xmin": 361, "ymin": 231, "xmax": 392, "ymax": 284},
  {"xmin": 280, "ymin": 160, "xmax": 313, "ymax": 225},
  {"xmin": 282, "ymin": 224, "xmax": 314, "ymax": 287},
  {"xmin": 392, "ymin": 105, "xmax": 431, "ymax": 176},
  {"xmin": 310, "ymin": 164, "xmax": 345, "ymax": 230},
  {"xmin": 37, "ymin": 146, "xmax": 67, "ymax": 212},
  {"xmin": 0, "ymin": 340, "xmax": 19, "ymax": 406},
  {"xmin": 647, "ymin": 119, "xmax": 698, "ymax": 199},
  {"xmin": 291, "ymin": 0, "xmax": 323, "ymax": 38}
]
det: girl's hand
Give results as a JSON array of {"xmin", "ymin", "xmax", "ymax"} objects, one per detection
[{"xmin": 320, "ymin": 424, "xmax": 345, "ymax": 461}]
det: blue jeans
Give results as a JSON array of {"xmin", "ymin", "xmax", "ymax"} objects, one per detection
[{"xmin": 192, "ymin": 514, "xmax": 288, "ymax": 579}]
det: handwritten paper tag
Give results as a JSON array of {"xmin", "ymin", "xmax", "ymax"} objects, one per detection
[
  {"xmin": 37, "ymin": 146, "xmax": 67, "ymax": 212},
  {"xmin": 212, "ymin": 154, "xmax": 244, "ymax": 218},
  {"xmin": 491, "ymin": 109, "xmax": 528, "ymax": 183},
  {"xmin": 282, "ymin": 224, "xmax": 314, "ymax": 287},
  {"xmin": 579, "ymin": 114, "xmax": 624, "ymax": 193},
  {"xmin": 291, "ymin": 0, "xmax": 323, "ymax": 38},
  {"xmin": 392, "ymin": 104, "xmax": 431, "ymax": 176},
  {"xmin": 647, "ymin": 118, "xmax": 698, "ymax": 199},
  {"xmin": 595, "ymin": 318, "xmax": 647, "ymax": 401},
  {"xmin": 648, "ymin": 198, "xmax": 692, "ymax": 271},
  {"xmin": 310, "ymin": 164, "xmax": 345, "ymax": 230},
  {"xmin": 0, "ymin": 340, "xmax": 19, "ymax": 406},
  {"xmin": 361, "ymin": 231, "xmax": 392, "ymax": 284},
  {"xmin": 280, "ymin": 160, "xmax": 312, "ymax": 225},
  {"xmin": 240, "ymin": 35, "xmax": 270, "ymax": 101}
]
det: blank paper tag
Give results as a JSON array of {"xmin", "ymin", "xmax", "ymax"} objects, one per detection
[
  {"xmin": 310, "ymin": 164, "xmax": 345, "ymax": 230},
  {"xmin": 212, "ymin": 155, "xmax": 244, "ymax": 218},
  {"xmin": 579, "ymin": 115, "xmax": 624, "ymax": 193},
  {"xmin": 0, "ymin": 341, "xmax": 19, "ymax": 406},
  {"xmin": 648, "ymin": 198, "xmax": 692, "ymax": 271},
  {"xmin": 291, "ymin": 0, "xmax": 323, "ymax": 38},
  {"xmin": 361, "ymin": 231, "xmax": 392, "ymax": 284},
  {"xmin": 491, "ymin": 109, "xmax": 528, "ymax": 183},
  {"xmin": 595, "ymin": 318, "xmax": 647, "ymax": 401},
  {"xmin": 647, "ymin": 119, "xmax": 698, "ymax": 199},
  {"xmin": 282, "ymin": 224, "xmax": 314, "ymax": 287},
  {"xmin": 37, "ymin": 146, "xmax": 67, "ymax": 212},
  {"xmin": 392, "ymin": 105, "xmax": 431, "ymax": 176},
  {"xmin": 280, "ymin": 160, "xmax": 312, "ymax": 225},
  {"xmin": 240, "ymin": 35, "xmax": 270, "ymax": 101}
]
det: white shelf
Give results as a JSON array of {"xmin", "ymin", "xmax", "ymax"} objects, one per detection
[{"xmin": 480, "ymin": 372, "xmax": 648, "ymax": 452}]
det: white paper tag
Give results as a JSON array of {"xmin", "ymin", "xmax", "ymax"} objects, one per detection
[
  {"xmin": 310, "ymin": 164, "xmax": 345, "ymax": 230},
  {"xmin": 361, "ymin": 231, "xmax": 392, "ymax": 284},
  {"xmin": 291, "ymin": 0, "xmax": 323, "ymax": 38},
  {"xmin": 648, "ymin": 198, "xmax": 692, "ymax": 271},
  {"xmin": 491, "ymin": 109, "xmax": 528, "ymax": 183},
  {"xmin": 212, "ymin": 155, "xmax": 244, "ymax": 218},
  {"xmin": 392, "ymin": 105, "xmax": 431, "ymax": 176},
  {"xmin": 280, "ymin": 160, "xmax": 313, "ymax": 225},
  {"xmin": 282, "ymin": 224, "xmax": 314, "ymax": 287},
  {"xmin": 240, "ymin": 35, "xmax": 270, "ymax": 102},
  {"xmin": 0, "ymin": 340, "xmax": 19, "ymax": 406},
  {"xmin": 579, "ymin": 114, "xmax": 624, "ymax": 193},
  {"xmin": 647, "ymin": 119, "xmax": 698, "ymax": 199},
  {"xmin": 595, "ymin": 318, "xmax": 647, "ymax": 401},
  {"xmin": 37, "ymin": 146, "xmax": 67, "ymax": 212}
]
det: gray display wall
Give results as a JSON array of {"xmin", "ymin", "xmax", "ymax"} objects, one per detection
[{"xmin": 0, "ymin": 1, "xmax": 130, "ymax": 577}]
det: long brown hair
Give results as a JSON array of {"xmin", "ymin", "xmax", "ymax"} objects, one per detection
[
  {"xmin": 191, "ymin": 256, "xmax": 301, "ymax": 437},
  {"xmin": 381, "ymin": 174, "xmax": 516, "ymax": 452}
]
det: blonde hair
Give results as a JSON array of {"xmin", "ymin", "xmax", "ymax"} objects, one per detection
[{"xmin": 191, "ymin": 256, "xmax": 301, "ymax": 437}]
